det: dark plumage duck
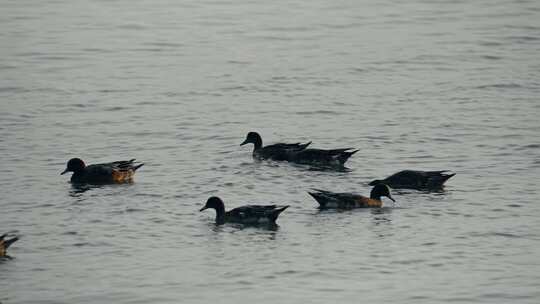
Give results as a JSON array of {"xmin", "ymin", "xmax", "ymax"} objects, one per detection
[
  {"xmin": 200, "ymin": 196, "xmax": 289, "ymax": 225},
  {"xmin": 240, "ymin": 131, "xmax": 357, "ymax": 166},
  {"xmin": 240, "ymin": 131, "xmax": 311, "ymax": 161},
  {"xmin": 61, "ymin": 158, "xmax": 144, "ymax": 184},
  {"xmin": 0, "ymin": 234, "xmax": 19, "ymax": 257},
  {"xmin": 308, "ymin": 184, "xmax": 395, "ymax": 209},
  {"xmin": 369, "ymin": 170, "xmax": 455, "ymax": 190}
]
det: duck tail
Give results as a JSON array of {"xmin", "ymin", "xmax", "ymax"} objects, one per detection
[
  {"xmin": 275, "ymin": 205, "xmax": 289, "ymax": 214},
  {"xmin": 300, "ymin": 141, "xmax": 312, "ymax": 150},
  {"xmin": 428, "ymin": 171, "xmax": 456, "ymax": 187},
  {"xmin": 439, "ymin": 172, "xmax": 456, "ymax": 184},
  {"xmin": 132, "ymin": 163, "xmax": 144, "ymax": 171},
  {"xmin": 337, "ymin": 149, "xmax": 359, "ymax": 164},
  {"xmin": 308, "ymin": 191, "xmax": 327, "ymax": 207},
  {"xmin": 3, "ymin": 237, "xmax": 18, "ymax": 249},
  {"xmin": 270, "ymin": 205, "xmax": 289, "ymax": 222}
]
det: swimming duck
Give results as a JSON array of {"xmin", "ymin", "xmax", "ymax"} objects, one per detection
[
  {"xmin": 240, "ymin": 131, "xmax": 311, "ymax": 161},
  {"xmin": 240, "ymin": 131, "xmax": 357, "ymax": 166},
  {"xmin": 0, "ymin": 234, "xmax": 19, "ymax": 257},
  {"xmin": 200, "ymin": 196, "xmax": 289, "ymax": 225},
  {"xmin": 61, "ymin": 158, "xmax": 144, "ymax": 184},
  {"xmin": 285, "ymin": 147, "xmax": 358, "ymax": 167},
  {"xmin": 369, "ymin": 170, "xmax": 455, "ymax": 190},
  {"xmin": 308, "ymin": 184, "xmax": 395, "ymax": 209}
]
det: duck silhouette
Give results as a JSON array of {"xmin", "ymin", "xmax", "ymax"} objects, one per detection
[
  {"xmin": 241, "ymin": 131, "xmax": 357, "ymax": 166},
  {"xmin": 61, "ymin": 158, "xmax": 143, "ymax": 184},
  {"xmin": 200, "ymin": 196, "xmax": 289, "ymax": 225},
  {"xmin": 308, "ymin": 184, "xmax": 395, "ymax": 209},
  {"xmin": 369, "ymin": 170, "xmax": 455, "ymax": 190}
]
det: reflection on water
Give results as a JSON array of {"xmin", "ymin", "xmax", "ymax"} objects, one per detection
[
  {"xmin": 304, "ymin": 164, "xmax": 352, "ymax": 173},
  {"xmin": 208, "ymin": 222, "xmax": 281, "ymax": 233},
  {"xmin": 0, "ymin": 255, "xmax": 15, "ymax": 262},
  {"xmin": 370, "ymin": 207, "xmax": 393, "ymax": 237},
  {"xmin": 254, "ymin": 159, "xmax": 353, "ymax": 172},
  {"xmin": 69, "ymin": 184, "xmax": 97, "ymax": 196}
]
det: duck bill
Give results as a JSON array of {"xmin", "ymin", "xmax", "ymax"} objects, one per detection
[
  {"xmin": 387, "ymin": 195, "xmax": 396, "ymax": 202},
  {"xmin": 240, "ymin": 139, "xmax": 249, "ymax": 146},
  {"xmin": 60, "ymin": 169, "xmax": 69, "ymax": 175},
  {"xmin": 199, "ymin": 206, "xmax": 208, "ymax": 212}
]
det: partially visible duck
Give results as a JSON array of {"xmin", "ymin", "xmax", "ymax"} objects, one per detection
[
  {"xmin": 200, "ymin": 196, "xmax": 289, "ymax": 225},
  {"xmin": 285, "ymin": 147, "xmax": 358, "ymax": 167},
  {"xmin": 0, "ymin": 233, "xmax": 19, "ymax": 257},
  {"xmin": 308, "ymin": 184, "xmax": 395, "ymax": 209},
  {"xmin": 61, "ymin": 158, "xmax": 144, "ymax": 184},
  {"xmin": 369, "ymin": 170, "xmax": 455, "ymax": 190},
  {"xmin": 240, "ymin": 131, "xmax": 311, "ymax": 161}
]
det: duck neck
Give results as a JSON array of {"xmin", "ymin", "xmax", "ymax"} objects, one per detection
[
  {"xmin": 214, "ymin": 205, "xmax": 226, "ymax": 225},
  {"xmin": 252, "ymin": 135, "xmax": 263, "ymax": 151},
  {"xmin": 71, "ymin": 170, "xmax": 85, "ymax": 181},
  {"xmin": 370, "ymin": 190, "xmax": 382, "ymax": 201}
]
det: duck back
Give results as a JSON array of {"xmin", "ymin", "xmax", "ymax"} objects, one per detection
[
  {"xmin": 308, "ymin": 190, "xmax": 381, "ymax": 208},
  {"xmin": 70, "ymin": 159, "xmax": 143, "ymax": 184},
  {"xmin": 383, "ymin": 170, "xmax": 455, "ymax": 189},
  {"xmin": 226, "ymin": 205, "xmax": 289, "ymax": 224},
  {"xmin": 287, "ymin": 148, "xmax": 358, "ymax": 166}
]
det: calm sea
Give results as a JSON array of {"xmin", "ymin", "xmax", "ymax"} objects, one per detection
[{"xmin": 1, "ymin": 0, "xmax": 539, "ymax": 303}]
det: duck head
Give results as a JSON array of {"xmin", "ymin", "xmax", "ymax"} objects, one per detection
[
  {"xmin": 61, "ymin": 158, "xmax": 86, "ymax": 175},
  {"xmin": 368, "ymin": 179, "xmax": 383, "ymax": 186},
  {"xmin": 200, "ymin": 196, "xmax": 225, "ymax": 211},
  {"xmin": 200, "ymin": 196, "xmax": 226, "ymax": 224},
  {"xmin": 370, "ymin": 184, "xmax": 395, "ymax": 202},
  {"xmin": 240, "ymin": 132, "xmax": 263, "ymax": 149}
]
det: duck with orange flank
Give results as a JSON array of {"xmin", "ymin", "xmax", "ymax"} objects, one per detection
[
  {"xmin": 308, "ymin": 184, "xmax": 395, "ymax": 209},
  {"xmin": 61, "ymin": 158, "xmax": 144, "ymax": 184}
]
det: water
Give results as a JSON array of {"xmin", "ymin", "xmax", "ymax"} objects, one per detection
[{"xmin": 1, "ymin": 0, "xmax": 540, "ymax": 303}]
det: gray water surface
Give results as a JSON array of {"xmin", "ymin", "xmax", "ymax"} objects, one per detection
[{"xmin": 1, "ymin": 0, "xmax": 540, "ymax": 303}]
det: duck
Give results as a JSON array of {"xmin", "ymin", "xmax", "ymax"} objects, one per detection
[
  {"xmin": 308, "ymin": 184, "xmax": 395, "ymax": 209},
  {"xmin": 240, "ymin": 131, "xmax": 311, "ymax": 161},
  {"xmin": 240, "ymin": 131, "xmax": 357, "ymax": 166},
  {"xmin": 369, "ymin": 170, "xmax": 455, "ymax": 190},
  {"xmin": 61, "ymin": 158, "xmax": 144, "ymax": 184},
  {"xmin": 200, "ymin": 196, "xmax": 289, "ymax": 225},
  {"xmin": 0, "ymin": 233, "xmax": 19, "ymax": 257}
]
